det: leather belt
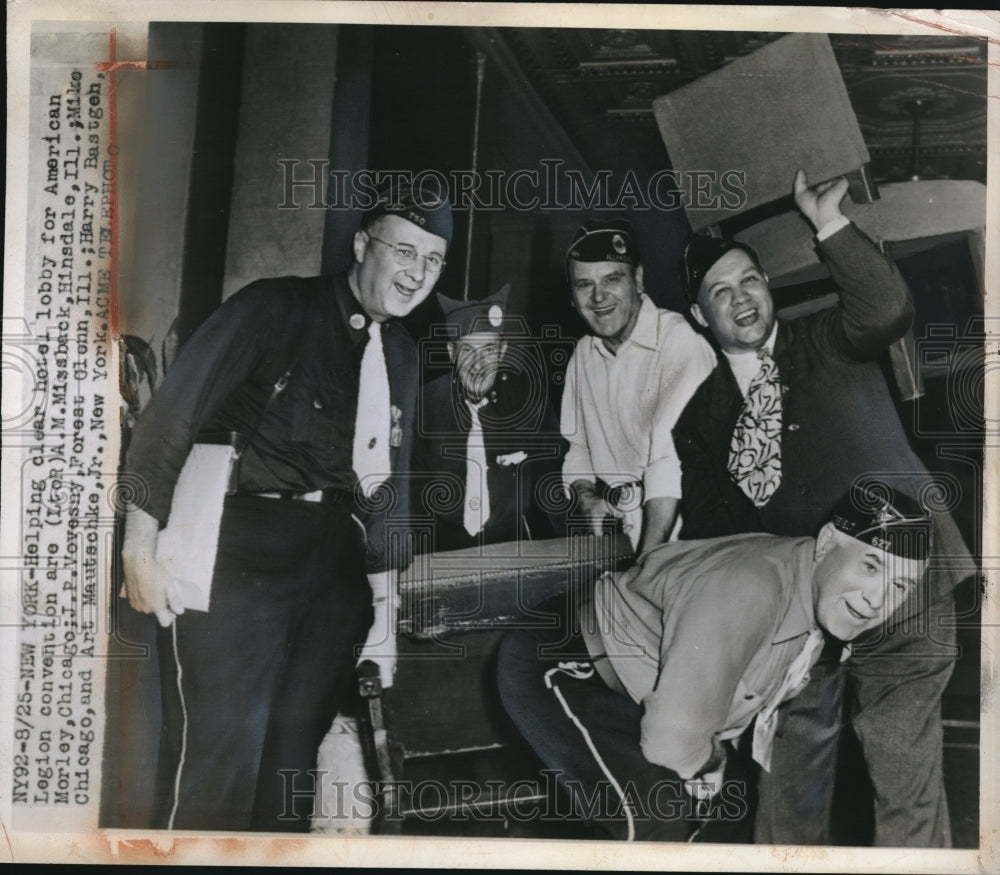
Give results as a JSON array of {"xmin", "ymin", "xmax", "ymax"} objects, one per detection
[
  {"xmin": 252, "ymin": 490, "xmax": 325, "ymax": 502},
  {"xmin": 243, "ymin": 488, "xmax": 356, "ymax": 505}
]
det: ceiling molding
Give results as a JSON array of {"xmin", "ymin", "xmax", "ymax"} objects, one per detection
[{"xmin": 497, "ymin": 30, "xmax": 987, "ymax": 184}]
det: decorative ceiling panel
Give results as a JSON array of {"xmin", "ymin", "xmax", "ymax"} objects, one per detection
[{"xmin": 499, "ymin": 29, "xmax": 987, "ymax": 183}]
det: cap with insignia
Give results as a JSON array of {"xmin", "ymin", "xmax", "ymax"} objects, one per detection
[
  {"xmin": 364, "ymin": 177, "xmax": 453, "ymax": 244},
  {"xmin": 828, "ymin": 485, "xmax": 933, "ymax": 560},
  {"xmin": 437, "ymin": 284, "xmax": 512, "ymax": 339},
  {"xmin": 566, "ymin": 219, "xmax": 640, "ymax": 267},
  {"xmin": 683, "ymin": 235, "xmax": 762, "ymax": 303}
]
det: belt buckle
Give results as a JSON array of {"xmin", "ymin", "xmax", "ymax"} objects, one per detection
[{"xmin": 253, "ymin": 490, "xmax": 324, "ymax": 502}]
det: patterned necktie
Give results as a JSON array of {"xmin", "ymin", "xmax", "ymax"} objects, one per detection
[
  {"xmin": 463, "ymin": 397, "xmax": 491, "ymax": 537},
  {"xmin": 352, "ymin": 321, "xmax": 392, "ymax": 498},
  {"xmin": 728, "ymin": 347, "xmax": 782, "ymax": 506},
  {"xmin": 752, "ymin": 628, "xmax": 824, "ymax": 772}
]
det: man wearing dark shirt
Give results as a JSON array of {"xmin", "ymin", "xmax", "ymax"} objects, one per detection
[
  {"xmin": 673, "ymin": 170, "xmax": 971, "ymax": 845},
  {"xmin": 415, "ymin": 285, "xmax": 564, "ymax": 551},
  {"xmin": 121, "ymin": 180, "xmax": 452, "ymax": 832}
]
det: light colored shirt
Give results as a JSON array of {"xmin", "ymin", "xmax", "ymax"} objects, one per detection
[
  {"xmin": 561, "ymin": 294, "xmax": 716, "ymax": 547},
  {"xmin": 582, "ymin": 533, "xmax": 821, "ymax": 779},
  {"xmin": 723, "ymin": 323, "xmax": 778, "ymax": 398},
  {"xmin": 816, "ymin": 214, "xmax": 851, "ymax": 241}
]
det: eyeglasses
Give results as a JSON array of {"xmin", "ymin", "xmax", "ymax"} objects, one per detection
[{"xmin": 366, "ymin": 234, "xmax": 446, "ymax": 273}]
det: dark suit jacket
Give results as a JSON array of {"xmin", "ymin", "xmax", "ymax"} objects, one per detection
[
  {"xmin": 673, "ymin": 224, "xmax": 970, "ymax": 607},
  {"xmin": 415, "ymin": 364, "xmax": 566, "ymax": 552}
]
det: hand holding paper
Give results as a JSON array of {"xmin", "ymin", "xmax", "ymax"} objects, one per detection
[{"xmin": 121, "ymin": 505, "xmax": 185, "ymax": 627}]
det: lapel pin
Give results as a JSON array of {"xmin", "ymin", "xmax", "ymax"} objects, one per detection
[{"xmin": 390, "ymin": 404, "xmax": 402, "ymax": 447}]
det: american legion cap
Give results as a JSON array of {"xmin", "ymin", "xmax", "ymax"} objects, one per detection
[
  {"xmin": 364, "ymin": 177, "xmax": 453, "ymax": 244},
  {"xmin": 566, "ymin": 219, "xmax": 640, "ymax": 266},
  {"xmin": 682, "ymin": 234, "xmax": 762, "ymax": 303},
  {"xmin": 828, "ymin": 485, "xmax": 933, "ymax": 561},
  {"xmin": 437, "ymin": 284, "xmax": 512, "ymax": 339}
]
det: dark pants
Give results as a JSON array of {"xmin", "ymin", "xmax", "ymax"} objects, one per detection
[
  {"xmin": 497, "ymin": 619, "xmax": 755, "ymax": 842},
  {"xmin": 153, "ymin": 494, "xmax": 372, "ymax": 832}
]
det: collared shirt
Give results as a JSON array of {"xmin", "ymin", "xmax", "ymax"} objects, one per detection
[
  {"xmin": 583, "ymin": 533, "xmax": 820, "ymax": 779},
  {"xmin": 126, "ymin": 272, "xmax": 415, "ymax": 525},
  {"xmin": 816, "ymin": 214, "xmax": 851, "ymax": 242},
  {"xmin": 560, "ymin": 294, "xmax": 715, "ymax": 542},
  {"xmin": 724, "ymin": 323, "xmax": 779, "ymax": 398}
]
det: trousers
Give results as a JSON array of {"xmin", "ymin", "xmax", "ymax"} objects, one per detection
[
  {"xmin": 497, "ymin": 616, "xmax": 755, "ymax": 842},
  {"xmin": 153, "ymin": 494, "xmax": 373, "ymax": 832}
]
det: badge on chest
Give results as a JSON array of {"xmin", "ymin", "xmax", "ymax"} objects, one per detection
[{"xmin": 390, "ymin": 404, "xmax": 402, "ymax": 448}]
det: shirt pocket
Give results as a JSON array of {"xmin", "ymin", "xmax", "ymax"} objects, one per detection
[{"xmin": 288, "ymin": 376, "xmax": 351, "ymax": 448}]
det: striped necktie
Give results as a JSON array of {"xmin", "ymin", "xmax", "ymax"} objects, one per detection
[
  {"xmin": 352, "ymin": 321, "xmax": 392, "ymax": 498},
  {"xmin": 728, "ymin": 347, "xmax": 782, "ymax": 507}
]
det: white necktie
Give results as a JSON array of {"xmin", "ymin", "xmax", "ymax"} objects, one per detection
[
  {"xmin": 352, "ymin": 321, "xmax": 392, "ymax": 498},
  {"xmin": 463, "ymin": 397, "xmax": 490, "ymax": 537},
  {"xmin": 752, "ymin": 627, "xmax": 824, "ymax": 772}
]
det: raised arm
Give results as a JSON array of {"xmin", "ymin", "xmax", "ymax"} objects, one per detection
[{"xmin": 793, "ymin": 169, "xmax": 913, "ymax": 360}]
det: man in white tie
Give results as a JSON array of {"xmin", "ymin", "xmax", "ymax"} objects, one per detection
[
  {"xmin": 415, "ymin": 285, "xmax": 565, "ymax": 551},
  {"xmin": 498, "ymin": 488, "xmax": 931, "ymax": 843},
  {"xmin": 120, "ymin": 179, "xmax": 451, "ymax": 831},
  {"xmin": 560, "ymin": 219, "xmax": 716, "ymax": 554},
  {"xmin": 673, "ymin": 170, "xmax": 972, "ymax": 845}
]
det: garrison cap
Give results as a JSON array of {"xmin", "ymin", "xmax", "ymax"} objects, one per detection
[
  {"xmin": 828, "ymin": 485, "xmax": 933, "ymax": 561},
  {"xmin": 437, "ymin": 284, "xmax": 512, "ymax": 339},
  {"xmin": 683, "ymin": 234, "xmax": 762, "ymax": 303},
  {"xmin": 365, "ymin": 176, "xmax": 453, "ymax": 244},
  {"xmin": 566, "ymin": 219, "xmax": 640, "ymax": 267}
]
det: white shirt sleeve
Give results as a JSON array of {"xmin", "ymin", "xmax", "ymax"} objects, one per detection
[
  {"xmin": 815, "ymin": 214, "xmax": 851, "ymax": 242},
  {"xmin": 560, "ymin": 345, "xmax": 595, "ymax": 490},
  {"xmin": 643, "ymin": 322, "xmax": 716, "ymax": 501}
]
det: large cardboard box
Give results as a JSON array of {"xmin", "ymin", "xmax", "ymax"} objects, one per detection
[{"xmin": 652, "ymin": 33, "xmax": 869, "ymax": 231}]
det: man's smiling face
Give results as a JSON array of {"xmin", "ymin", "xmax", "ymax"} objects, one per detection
[
  {"xmin": 351, "ymin": 214, "xmax": 448, "ymax": 322},
  {"xmin": 691, "ymin": 248, "xmax": 775, "ymax": 354},
  {"xmin": 449, "ymin": 332, "xmax": 507, "ymax": 402},
  {"xmin": 812, "ymin": 524, "xmax": 926, "ymax": 641},
  {"xmin": 569, "ymin": 260, "xmax": 644, "ymax": 353}
]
